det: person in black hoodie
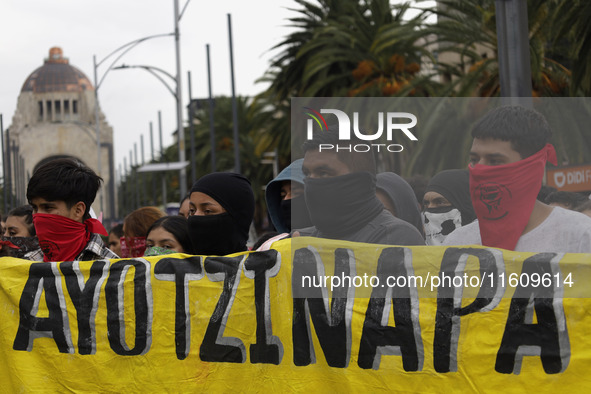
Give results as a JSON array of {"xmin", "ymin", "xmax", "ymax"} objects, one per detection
[
  {"xmin": 296, "ymin": 128, "xmax": 424, "ymax": 246},
  {"xmin": 187, "ymin": 172, "xmax": 255, "ymax": 255}
]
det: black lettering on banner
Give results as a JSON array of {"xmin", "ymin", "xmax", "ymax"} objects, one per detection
[
  {"xmin": 358, "ymin": 247, "xmax": 423, "ymax": 371},
  {"xmin": 154, "ymin": 256, "xmax": 204, "ymax": 360},
  {"xmin": 13, "ymin": 262, "xmax": 74, "ymax": 353},
  {"xmin": 105, "ymin": 259, "xmax": 153, "ymax": 356},
  {"xmin": 61, "ymin": 260, "xmax": 109, "ymax": 355},
  {"xmin": 292, "ymin": 247, "xmax": 355, "ymax": 368},
  {"xmin": 433, "ymin": 248, "xmax": 504, "ymax": 372},
  {"xmin": 243, "ymin": 250, "xmax": 283, "ymax": 365},
  {"xmin": 495, "ymin": 253, "xmax": 570, "ymax": 374},
  {"xmin": 199, "ymin": 255, "xmax": 246, "ymax": 363}
]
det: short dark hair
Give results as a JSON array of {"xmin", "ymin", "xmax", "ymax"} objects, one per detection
[
  {"xmin": 7, "ymin": 205, "xmax": 35, "ymax": 236},
  {"xmin": 302, "ymin": 126, "xmax": 377, "ymax": 175},
  {"xmin": 545, "ymin": 191, "xmax": 588, "ymax": 209},
  {"xmin": 26, "ymin": 158, "xmax": 102, "ymax": 220},
  {"xmin": 471, "ymin": 105, "xmax": 552, "ymax": 159},
  {"xmin": 146, "ymin": 215, "xmax": 194, "ymax": 254}
]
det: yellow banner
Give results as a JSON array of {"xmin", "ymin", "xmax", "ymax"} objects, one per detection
[{"xmin": 1, "ymin": 237, "xmax": 590, "ymax": 392}]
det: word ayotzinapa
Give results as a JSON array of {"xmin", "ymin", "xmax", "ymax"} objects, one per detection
[{"xmin": 12, "ymin": 245, "xmax": 570, "ymax": 375}]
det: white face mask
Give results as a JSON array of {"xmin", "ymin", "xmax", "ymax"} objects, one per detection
[{"xmin": 423, "ymin": 207, "xmax": 462, "ymax": 246}]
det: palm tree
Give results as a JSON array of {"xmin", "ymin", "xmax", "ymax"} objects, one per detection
[{"xmin": 256, "ymin": 0, "xmax": 440, "ymax": 169}]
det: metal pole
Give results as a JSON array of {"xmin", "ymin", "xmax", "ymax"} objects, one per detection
[
  {"xmin": 123, "ymin": 158, "xmax": 127, "ymax": 215},
  {"xmin": 158, "ymin": 110, "xmax": 164, "ymax": 157},
  {"xmin": 206, "ymin": 44, "xmax": 217, "ymax": 172},
  {"xmin": 14, "ymin": 147, "xmax": 20, "ymax": 205},
  {"xmin": 227, "ymin": 13, "xmax": 240, "ymax": 173},
  {"xmin": 5, "ymin": 127, "xmax": 12, "ymax": 210},
  {"xmin": 187, "ymin": 71, "xmax": 196, "ymax": 183},
  {"xmin": 495, "ymin": 0, "xmax": 533, "ymax": 107},
  {"xmin": 174, "ymin": 0, "xmax": 187, "ymax": 197},
  {"xmin": 118, "ymin": 164, "xmax": 124, "ymax": 218},
  {"xmin": 150, "ymin": 122, "xmax": 155, "ymax": 161},
  {"xmin": 140, "ymin": 135, "xmax": 146, "ymax": 206},
  {"xmin": 150, "ymin": 122, "xmax": 157, "ymax": 205},
  {"xmin": 0, "ymin": 114, "xmax": 7, "ymax": 213},
  {"xmin": 93, "ymin": 55, "xmax": 105, "ymax": 216}
]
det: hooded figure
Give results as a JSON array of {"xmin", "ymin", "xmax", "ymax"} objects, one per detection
[
  {"xmin": 423, "ymin": 169, "xmax": 476, "ymax": 245},
  {"xmin": 376, "ymin": 172, "xmax": 424, "ymax": 237},
  {"xmin": 188, "ymin": 172, "xmax": 255, "ymax": 255},
  {"xmin": 265, "ymin": 159, "xmax": 312, "ymax": 233}
]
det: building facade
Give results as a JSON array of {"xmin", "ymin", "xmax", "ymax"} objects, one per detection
[{"xmin": 7, "ymin": 47, "xmax": 115, "ymax": 221}]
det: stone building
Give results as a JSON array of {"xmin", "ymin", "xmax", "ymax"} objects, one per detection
[{"xmin": 7, "ymin": 47, "xmax": 115, "ymax": 221}]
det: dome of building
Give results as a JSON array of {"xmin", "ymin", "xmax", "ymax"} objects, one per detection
[{"xmin": 21, "ymin": 47, "xmax": 93, "ymax": 93}]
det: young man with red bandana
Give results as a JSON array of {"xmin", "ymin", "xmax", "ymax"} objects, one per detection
[
  {"xmin": 26, "ymin": 158, "xmax": 119, "ymax": 261},
  {"xmin": 444, "ymin": 105, "xmax": 591, "ymax": 253}
]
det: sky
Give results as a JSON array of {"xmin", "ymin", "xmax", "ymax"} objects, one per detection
[{"xmin": 0, "ymin": 0, "xmax": 294, "ymax": 178}]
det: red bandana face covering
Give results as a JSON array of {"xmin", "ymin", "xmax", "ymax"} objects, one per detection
[
  {"xmin": 33, "ymin": 213, "xmax": 108, "ymax": 262},
  {"xmin": 469, "ymin": 143, "xmax": 557, "ymax": 251},
  {"xmin": 119, "ymin": 236, "xmax": 147, "ymax": 258}
]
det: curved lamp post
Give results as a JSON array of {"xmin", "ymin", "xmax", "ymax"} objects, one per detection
[{"xmin": 93, "ymin": 32, "xmax": 173, "ymax": 221}]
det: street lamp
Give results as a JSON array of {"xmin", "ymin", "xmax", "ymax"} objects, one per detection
[
  {"xmin": 112, "ymin": 63, "xmax": 189, "ymax": 195},
  {"xmin": 93, "ymin": 32, "xmax": 173, "ymax": 221}
]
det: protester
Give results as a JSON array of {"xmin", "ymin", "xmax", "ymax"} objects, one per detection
[
  {"xmin": 376, "ymin": 172, "xmax": 424, "ymax": 237},
  {"xmin": 545, "ymin": 191, "xmax": 588, "ymax": 210},
  {"xmin": 144, "ymin": 216, "xmax": 194, "ymax": 256},
  {"xmin": 26, "ymin": 157, "xmax": 118, "ymax": 261},
  {"xmin": 422, "ymin": 169, "xmax": 476, "ymax": 245},
  {"xmin": 3, "ymin": 205, "xmax": 35, "ymax": 237},
  {"xmin": 444, "ymin": 105, "xmax": 591, "ymax": 252},
  {"xmin": 122, "ymin": 206, "xmax": 165, "ymax": 257},
  {"xmin": 296, "ymin": 127, "xmax": 424, "ymax": 245},
  {"xmin": 107, "ymin": 223, "xmax": 124, "ymax": 257},
  {"xmin": 188, "ymin": 172, "xmax": 255, "ymax": 255},
  {"xmin": 178, "ymin": 194, "xmax": 191, "ymax": 218},
  {"xmin": 2, "ymin": 205, "xmax": 42, "ymax": 260},
  {"xmin": 265, "ymin": 158, "xmax": 312, "ymax": 234}
]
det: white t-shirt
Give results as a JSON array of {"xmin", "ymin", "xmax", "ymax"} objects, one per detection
[{"xmin": 443, "ymin": 206, "xmax": 591, "ymax": 253}]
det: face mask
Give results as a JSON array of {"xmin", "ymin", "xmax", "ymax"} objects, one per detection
[
  {"xmin": 3, "ymin": 236, "xmax": 39, "ymax": 259},
  {"xmin": 469, "ymin": 143, "xmax": 557, "ymax": 250},
  {"xmin": 143, "ymin": 246, "xmax": 176, "ymax": 257},
  {"xmin": 33, "ymin": 213, "xmax": 92, "ymax": 262},
  {"xmin": 0, "ymin": 238, "xmax": 20, "ymax": 257},
  {"xmin": 188, "ymin": 213, "xmax": 246, "ymax": 256},
  {"xmin": 304, "ymin": 172, "xmax": 384, "ymax": 237},
  {"xmin": 423, "ymin": 207, "xmax": 462, "ymax": 246},
  {"xmin": 280, "ymin": 195, "xmax": 313, "ymax": 232},
  {"xmin": 120, "ymin": 237, "xmax": 147, "ymax": 258}
]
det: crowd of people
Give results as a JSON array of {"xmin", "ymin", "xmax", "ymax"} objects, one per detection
[{"xmin": 1, "ymin": 105, "xmax": 591, "ymax": 260}]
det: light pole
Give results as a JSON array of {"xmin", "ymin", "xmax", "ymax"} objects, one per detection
[
  {"xmin": 113, "ymin": 63, "xmax": 189, "ymax": 197},
  {"xmin": 93, "ymin": 32, "xmax": 174, "ymax": 220}
]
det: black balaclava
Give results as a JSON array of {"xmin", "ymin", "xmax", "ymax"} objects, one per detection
[
  {"xmin": 188, "ymin": 172, "xmax": 255, "ymax": 255},
  {"xmin": 304, "ymin": 172, "xmax": 384, "ymax": 238},
  {"xmin": 424, "ymin": 169, "xmax": 476, "ymax": 225}
]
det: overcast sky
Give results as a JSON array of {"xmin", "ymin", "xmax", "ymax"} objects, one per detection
[{"xmin": 1, "ymin": 0, "xmax": 294, "ymax": 177}]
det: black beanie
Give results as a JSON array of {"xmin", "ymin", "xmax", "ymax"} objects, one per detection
[{"xmin": 190, "ymin": 172, "xmax": 255, "ymax": 237}]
